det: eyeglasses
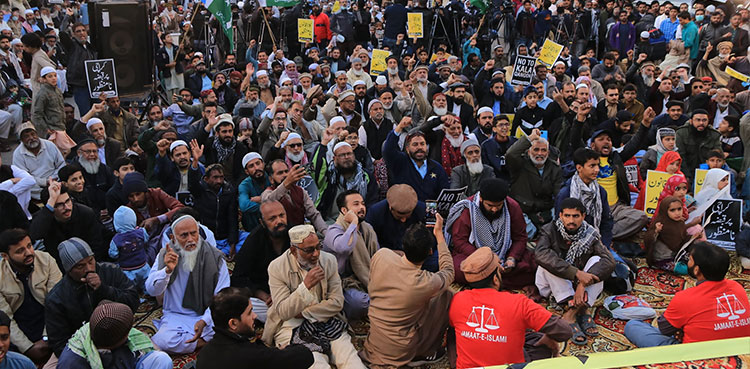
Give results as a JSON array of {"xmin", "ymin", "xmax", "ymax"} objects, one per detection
[
  {"xmin": 294, "ymin": 243, "xmax": 322, "ymax": 254},
  {"xmin": 54, "ymin": 197, "xmax": 72, "ymax": 209},
  {"xmin": 287, "ymin": 142, "xmax": 303, "ymax": 149},
  {"xmin": 80, "ymin": 149, "xmax": 98, "ymax": 155}
]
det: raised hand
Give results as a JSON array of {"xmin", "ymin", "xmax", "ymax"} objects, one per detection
[
  {"xmin": 303, "ymin": 265, "xmax": 325, "ymax": 289},
  {"xmin": 189, "ymin": 139, "xmax": 204, "ymax": 162},
  {"xmin": 164, "ymin": 244, "xmax": 179, "ymax": 274},
  {"xmin": 283, "ymin": 164, "xmax": 306, "ymax": 188}
]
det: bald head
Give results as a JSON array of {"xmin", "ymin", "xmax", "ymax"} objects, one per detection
[{"xmin": 260, "ymin": 201, "xmax": 288, "ymax": 237}]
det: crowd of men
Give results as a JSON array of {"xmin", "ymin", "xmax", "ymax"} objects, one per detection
[{"xmin": 0, "ymin": 0, "xmax": 749, "ymax": 368}]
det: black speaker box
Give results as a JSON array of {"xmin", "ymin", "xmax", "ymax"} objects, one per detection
[{"xmin": 88, "ymin": 1, "xmax": 153, "ymax": 96}]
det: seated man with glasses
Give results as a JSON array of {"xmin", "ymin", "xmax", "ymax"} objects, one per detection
[
  {"xmin": 263, "ymin": 224, "xmax": 366, "ymax": 369},
  {"xmin": 29, "ymin": 179, "xmax": 105, "ymax": 270}
]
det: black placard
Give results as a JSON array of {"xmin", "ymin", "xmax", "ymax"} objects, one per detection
[
  {"xmin": 510, "ymin": 55, "xmax": 537, "ymax": 86},
  {"xmin": 703, "ymin": 199, "xmax": 743, "ymax": 250},
  {"xmin": 85, "ymin": 58, "xmax": 118, "ymax": 98}
]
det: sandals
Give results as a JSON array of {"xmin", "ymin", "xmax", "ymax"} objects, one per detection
[
  {"xmin": 577, "ymin": 313, "xmax": 599, "ymax": 337},
  {"xmin": 569, "ymin": 322, "xmax": 588, "ymax": 345}
]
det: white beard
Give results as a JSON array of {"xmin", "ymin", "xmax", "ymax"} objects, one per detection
[
  {"xmin": 78, "ymin": 156, "xmax": 100, "ymax": 174},
  {"xmin": 530, "ymin": 155, "xmax": 548, "ymax": 166},
  {"xmin": 176, "ymin": 240, "xmax": 202, "ymax": 272},
  {"xmin": 467, "ymin": 160, "xmax": 484, "ymax": 175},
  {"xmin": 382, "ymin": 102, "xmax": 393, "ymax": 110},
  {"xmin": 287, "ymin": 151, "xmax": 305, "ymax": 162},
  {"xmin": 247, "ymin": 98, "xmax": 259, "ymax": 108},
  {"xmin": 446, "ymin": 134, "xmax": 464, "ymax": 148},
  {"xmin": 718, "ymin": 102, "xmax": 729, "ymax": 109},
  {"xmin": 96, "ymin": 138, "xmax": 106, "ymax": 146},
  {"xmin": 433, "ymin": 106, "xmax": 448, "ymax": 115},
  {"xmin": 387, "ymin": 67, "xmax": 398, "ymax": 75},
  {"xmin": 353, "ymin": 68, "xmax": 364, "ymax": 76},
  {"xmin": 260, "ymin": 81, "xmax": 271, "ymax": 89},
  {"xmin": 416, "ymin": 77, "xmax": 428, "ymax": 83},
  {"xmin": 642, "ymin": 74, "xmax": 654, "ymax": 87}
]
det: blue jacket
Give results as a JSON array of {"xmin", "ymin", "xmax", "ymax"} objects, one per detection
[
  {"xmin": 555, "ymin": 178, "xmax": 614, "ymax": 247},
  {"xmin": 153, "ymin": 154, "xmax": 204, "ymax": 197},
  {"xmin": 365, "ymin": 198, "xmax": 426, "ymax": 251},
  {"xmin": 382, "ymin": 130, "xmax": 449, "ymax": 201},
  {"xmin": 238, "ymin": 174, "xmax": 270, "ymax": 232}
]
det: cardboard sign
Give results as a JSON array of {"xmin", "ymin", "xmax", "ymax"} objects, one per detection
[
  {"xmin": 703, "ymin": 199, "xmax": 743, "ymax": 250},
  {"xmin": 538, "ymin": 38, "xmax": 563, "ymax": 67},
  {"xmin": 434, "ymin": 187, "xmax": 467, "ymax": 218},
  {"xmin": 510, "ymin": 55, "xmax": 537, "ymax": 86},
  {"xmin": 726, "ymin": 66, "xmax": 750, "ymax": 83},
  {"xmin": 694, "ymin": 168, "xmax": 708, "ymax": 194},
  {"xmin": 625, "ymin": 164, "xmax": 640, "ymax": 189},
  {"xmin": 644, "ymin": 170, "xmax": 676, "ymax": 217},
  {"xmin": 407, "ymin": 12, "xmax": 424, "ymax": 38},
  {"xmin": 370, "ymin": 49, "xmax": 391, "ymax": 76},
  {"xmin": 297, "ymin": 18, "xmax": 313, "ymax": 43},
  {"xmin": 85, "ymin": 59, "xmax": 118, "ymax": 98}
]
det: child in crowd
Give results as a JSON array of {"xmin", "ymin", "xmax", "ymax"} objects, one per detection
[
  {"xmin": 634, "ymin": 151, "xmax": 683, "ymax": 210},
  {"xmin": 640, "ymin": 127, "xmax": 677, "ymax": 180},
  {"xmin": 694, "ymin": 168, "xmax": 731, "ymax": 206},
  {"xmin": 109, "ymin": 206, "xmax": 151, "ymax": 292},
  {"xmin": 717, "ymin": 116, "xmax": 743, "ymax": 159},
  {"xmin": 643, "ymin": 196, "xmax": 692, "ymax": 272},
  {"xmin": 30, "ymin": 66, "xmax": 76, "ymax": 156},
  {"xmin": 704, "ymin": 150, "xmax": 739, "ymax": 198}
]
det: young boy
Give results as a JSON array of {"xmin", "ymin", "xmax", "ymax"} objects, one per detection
[
  {"xmin": 717, "ymin": 116, "xmax": 743, "ymax": 159},
  {"xmin": 512, "ymin": 85, "xmax": 544, "ymax": 136},
  {"xmin": 108, "ymin": 206, "xmax": 151, "ymax": 292},
  {"xmin": 30, "ymin": 66, "xmax": 75, "ymax": 155}
]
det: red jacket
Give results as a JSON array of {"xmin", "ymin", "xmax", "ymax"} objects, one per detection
[
  {"xmin": 311, "ymin": 12, "xmax": 332, "ymax": 43},
  {"xmin": 128, "ymin": 188, "xmax": 184, "ymax": 225}
]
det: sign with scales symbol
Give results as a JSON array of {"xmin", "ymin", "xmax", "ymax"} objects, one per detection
[
  {"xmin": 466, "ymin": 305, "xmax": 499, "ymax": 333},
  {"xmin": 716, "ymin": 293, "xmax": 746, "ymax": 321}
]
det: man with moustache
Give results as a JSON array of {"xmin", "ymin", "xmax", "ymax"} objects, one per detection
[
  {"xmin": 85, "ymin": 118, "xmax": 122, "ymax": 166},
  {"xmin": 146, "ymin": 215, "xmax": 229, "ymax": 354},
  {"xmin": 74, "ymin": 138, "xmax": 115, "ymax": 213},
  {"xmin": 358, "ymin": 100, "xmax": 394, "ymax": 161},
  {"xmin": 261, "ymin": 160, "xmax": 327, "ymax": 232},
  {"xmin": 543, "ymin": 82, "xmax": 576, "ymax": 129},
  {"xmin": 154, "ymin": 137, "xmax": 204, "ymax": 198},
  {"xmin": 196, "ymin": 287, "xmax": 314, "ymax": 368},
  {"xmin": 419, "ymin": 113, "xmax": 465, "ymax": 177},
  {"xmin": 195, "ymin": 113, "xmax": 249, "ymax": 185},
  {"xmin": 383, "ymin": 117, "xmax": 449, "ymax": 201},
  {"xmin": 323, "ymin": 190, "xmax": 379, "ymax": 320},
  {"xmin": 450, "ymin": 139, "xmax": 495, "ymax": 197},
  {"xmin": 12, "ymin": 122, "xmax": 65, "ymax": 201},
  {"xmin": 0, "ymin": 228, "xmax": 61, "ymax": 365},
  {"xmin": 676, "ymin": 110, "xmax": 723, "ymax": 185},
  {"xmin": 82, "ymin": 97, "xmax": 140, "ymax": 150},
  {"xmin": 378, "ymin": 90, "xmax": 403, "ymax": 128},
  {"xmin": 471, "ymin": 107, "xmax": 495, "ymax": 144},
  {"xmin": 233, "ymin": 86, "xmax": 266, "ymax": 123},
  {"xmin": 263, "ymin": 225, "xmax": 366, "ymax": 369},
  {"xmin": 185, "ymin": 60, "xmax": 214, "ymax": 99},
  {"xmin": 506, "ymin": 129, "xmax": 563, "ymax": 238},
  {"xmin": 446, "ymin": 83, "xmax": 474, "ymax": 131},
  {"xmin": 411, "ymin": 65, "xmax": 440, "ymax": 121},
  {"xmin": 238, "ymin": 152, "xmax": 269, "ymax": 232},
  {"xmin": 231, "ymin": 201, "xmax": 292, "ymax": 322}
]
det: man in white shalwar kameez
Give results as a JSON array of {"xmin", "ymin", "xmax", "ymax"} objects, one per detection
[{"xmin": 145, "ymin": 215, "xmax": 229, "ymax": 354}]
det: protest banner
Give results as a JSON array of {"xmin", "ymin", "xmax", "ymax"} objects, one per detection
[
  {"xmin": 434, "ymin": 187, "xmax": 467, "ymax": 217},
  {"xmin": 694, "ymin": 168, "xmax": 708, "ymax": 194},
  {"xmin": 538, "ymin": 38, "xmax": 563, "ymax": 67},
  {"xmin": 644, "ymin": 170, "xmax": 675, "ymax": 216},
  {"xmin": 85, "ymin": 59, "xmax": 118, "ymax": 98},
  {"xmin": 703, "ymin": 199, "xmax": 743, "ymax": 250},
  {"xmin": 726, "ymin": 66, "xmax": 750, "ymax": 83},
  {"xmin": 408, "ymin": 12, "xmax": 424, "ymax": 38},
  {"xmin": 510, "ymin": 55, "xmax": 537, "ymax": 86},
  {"xmin": 297, "ymin": 18, "xmax": 313, "ymax": 43},
  {"xmin": 370, "ymin": 49, "xmax": 391, "ymax": 76}
]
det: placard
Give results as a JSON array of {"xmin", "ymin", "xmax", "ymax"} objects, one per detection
[
  {"xmin": 510, "ymin": 55, "xmax": 536, "ymax": 86},
  {"xmin": 85, "ymin": 58, "xmax": 118, "ymax": 98},
  {"xmin": 703, "ymin": 199, "xmax": 743, "ymax": 250},
  {"xmin": 625, "ymin": 164, "xmax": 640, "ymax": 189},
  {"xmin": 726, "ymin": 66, "xmax": 750, "ymax": 83},
  {"xmin": 694, "ymin": 168, "xmax": 708, "ymax": 194},
  {"xmin": 370, "ymin": 49, "xmax": 391, "ymax": 76},
  {"xmin": 538, "ymin": 38, "xmax": 563, "ymax": 67},
  {"xmin": 297, "ymin": 18, "xmax": 313, "ymax": 43},
  {"xmin": 407, "ymin": 12, "xmax": 423, "ymax": 38},
  {"xmin": 644, "ymin": 170, "xmax": 675, "ymax": 217},
  {"xmin": 434, "ymin": 187, "xmax": 467, "ymax": 217}
]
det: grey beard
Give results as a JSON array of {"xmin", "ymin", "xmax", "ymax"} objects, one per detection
[
  {"xmin": 24, "ymin": 139, "xmax": 40, "ymax": 149},
  {"xmin": 642, "ymin": 74, "xmax": 654, "ymax": 87},
  {"xmin": 352, "ymin": 69, "xmax": 364, "ymax": 76},
  {"xmin": 718, "ymin": 102, "xmax": 729, "ymax": 109},
  {"xmin": 382, "ymin": 102, "xmax": 393, "ymax": 110},
  {"xmin": 530, "ymin": 155, "xmax": 548, "ymax": 166},
  {"xmin": 174, "ymin": 239, "xmax": 201, "ymax": 272},
  {"xmin": 287, "ymin": 151, "xmax": 305, "ymax": 162},
  {"xmin": 96, "ymin": 138, "xmax": 106, "ymax": 146},
  {"xmin": 247, "ymin": 99, "xmax": 259, "ymax": 108},
  {"xmin": 433, "ymin": 106, "xmax": 448, "ymax": 115},
  {"xmin": 297, "ymin": 255, "xmax": 315, "ymax": 271},
  {"xmin": 387, "ymin": 67, "xmax": 398, "ymax": 75},
  {"xmin": 282, "ymin": 101, "xmax": 291, "ymax": 110},
  {"xmin": 78, "ymin": 156, "xmax": 100, "ymax": 174},
  {"xmin": 260, "ymin": 81, "xmax": 271, "ymax": 89},
  {"xmin": 446, "ymin": 134, "xmax": 463, "ymax": 148},
  {"xmin": 467, "ymin": 160, "xmax": 484, "ymax": 175},
  {"xmin": 416, "ymin": 77, "xmax": 428, "ymax": 83}
]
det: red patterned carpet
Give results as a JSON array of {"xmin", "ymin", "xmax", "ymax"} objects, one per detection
[{"xmin": 132, "ymin": 256, "xmax": 750, "ymax": 369}]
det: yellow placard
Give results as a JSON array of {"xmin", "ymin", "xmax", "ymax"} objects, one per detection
[
  {"xmin": 694, "ymin": 168, "xmax": 708, "ymax": 194},
  {"xmin": 514, "ymin": 124, "xmax": 526, "ymax": 139},
  {"xmin": 297, "ymin": 18, "xmax": 313, "ymax": 43},
  {"xmin": 408, "ymin": 12, "xmax": 423, "ymax": 38},
  {"xmin": 332, "ymin": 0, "xmax": 340, "ymax": 12},
  {"xmin": 538, "ymin": 38, "xmax": 563, "ymax": 67},
  {"xmin": 370, "ymin": 49, "xmax": 391, "ymax": 76},
  {"xmin": 645, "ymin": 170, "xmax": 676, "ymax": 217},
  {"xmin": 726, "ymin": 66, "xmax": 750, "ymax": 83}
]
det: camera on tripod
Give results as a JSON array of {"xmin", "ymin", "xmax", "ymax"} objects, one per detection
[{"xmin": 501, "ymin": 0, "xmax": 514, "ymax": 12}]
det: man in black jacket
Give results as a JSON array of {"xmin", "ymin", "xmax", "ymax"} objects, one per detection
[
  {"xmin": 44, "ymin": 237, "xmax": 138, "ymax": 362},
  {"xmin": 185, "ymin": 61, "xmax": 213, "ymax": 99},
  {"xmin": 195, "ymin": 113, "xmax": 250, "ymax": 186},
  {"xmin": 29, "ymin": 183, "xmax": 105, "ymax": 267},
  {"xmin": 58, "ymin": 21, "xmax": 97, "ymax": 114},
  {"xmin": 196, "ymin": 287, "xmax": 313, "ymax": 369},
  {"xmin": 155, "ymin": 33, "xmax": 186, "ymax": 98},
  {"xmin": 188, "ymin": 140, "xmax": 241, "ymax": 259}
]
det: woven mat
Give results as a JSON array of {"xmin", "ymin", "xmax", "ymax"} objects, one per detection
[{"xmin": 133, "ymin": 256, "xmax": 750, "ymax": 369}]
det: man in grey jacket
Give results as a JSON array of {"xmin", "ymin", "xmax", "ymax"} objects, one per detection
[{"xmin": 450, "ymin": 138, "xmax": 495, "ymax": 196}]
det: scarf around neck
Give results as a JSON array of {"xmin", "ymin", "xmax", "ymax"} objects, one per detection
[
  {"xmin": 444, "ymin": 195, "xmax": 513, "ymax": 260},
  {"xmin": 554, "ymin": 218, "xmax": 600, "ymax": 265},
  {"xmin": 67, "ymin": 323, "xmax": 154, "ymax": 369},
  {"xmin": 157, "ymin": 238, "xmax": 224, "ymax": 314},
  {"xmin": 213, "ymin": 137, "xmax": 237, "ymax": 163},
  {"xmin": 330, "ymin": 162, "xmax": 368, "ymax": 197},
  {"xmin": 570, "ymin": 174, "xmax": 603, "ymax": 228}
]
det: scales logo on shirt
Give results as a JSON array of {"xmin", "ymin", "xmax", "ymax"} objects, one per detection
[
  {"xmin": 467, "ymin": 305, "xmax": 499, "ymax": 333},
  {"xmin": 714, "ymin": 293, "xmax": 750, "ymax": 331}
]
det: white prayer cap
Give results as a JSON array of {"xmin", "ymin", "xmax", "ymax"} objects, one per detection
[
  {"xmin": 330, "ymin": 116, "xmax": 346, "ymax": 126},
  {"xmin": 24, "ymin": 9, "xmax": 33, "ymax": 14},
  {"xmin": 338, "ymin": 90, "xmax": 355, "ymax": 101},
  {"xmin": 289, "ymin": 224, "xmax": 316, "ymax": 244},
  {"xmin": 477, "ymin": 107, "xmax": 494, "ymax": 116},
  {"xmin": 86, "ymin": 118, "xmax": 103, "ymax": 130},
  {"xmin": 281, "ymin": 132, "xmax": 302, "ymax": 148},
  {"xmin": 169, "ymin": 140, "xmax": 188, "ymax": 153},
  {"xmin": 309, "ymin": 63, "xmax": 319, "ymax": 71},
  {"xmin": 576, "ymin": 83, "xmax": 589, "ymax": 90},
  {"xmin": 40, "ymin": 66, "xmax": 56, "ymax": 77},
  {"xmin": 256, "ymin": 70, "xmax": 268, "ymax": 77},
  {"xmin": 242, "ymin": 152, "xmax": 263, "ymax": 168},
  {"xmin": 352, "ymin": 80, "xmax": 366, "ymax": 87},
  {"xmin": 171, "ymin": 214, "xmax": 198, "ymax": 229},
  {"xmin": 194, "ymin": 51, "xmax": 204, "ymax": 57},
  {"xmin": 640, "ymin": 31, "xmax": 650, "ymax": 38},
  {"xmin": 278, "ymin": 76, "xmax": 291, "ymax": 86},
  {"xmin": 10, "ymin": 38, "xmax": 21, "ymax": 46},
  {"xmin": 375, "ymin": 75, "xmax": 387, "ymax": 85},
  {"xmin": 333, "ymin": 141, "xmax": 351, "ymax": 153}
]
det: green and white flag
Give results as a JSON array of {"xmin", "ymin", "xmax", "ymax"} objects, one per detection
[
  {"xmin": 203, "ymin": 0, "xmax": 233, "ymax": 50},
  {"xmin": 470, "ymin": 0, "xmax": 490, "ymax": 13},
  {"xmin": 258, "ymin": 0, "xmax": 300, "ymax": 7}
]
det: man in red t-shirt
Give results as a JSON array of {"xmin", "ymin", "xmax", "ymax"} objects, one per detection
[
  {"xmin": 625, "ymin": 241, "xmax": 750, "ymax": 347},
  {"xmin": 449, "ymin": 247, "xmax": 572, "ymax": 368}
]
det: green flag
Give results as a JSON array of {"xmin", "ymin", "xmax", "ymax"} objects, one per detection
[
  {"xmin": 205, "ymin": 0, "xmax": 233, "ymax": 50},
  {"xmin": 470, "ymin": 0, "xmax": 490, "ymax": 13},
  {"xmin": 266, "ymin": 0, "xmax": 299, "ymax": 7}
]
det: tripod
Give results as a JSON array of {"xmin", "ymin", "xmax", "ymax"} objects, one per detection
[
  {"xmin": 427, "ymin": 9, "xmax": 455, "ymax": 55},
  {"xmin": 139, "ymin": 7, "xmax": 169, "ymax": 121}
]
